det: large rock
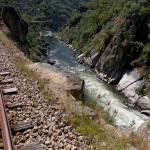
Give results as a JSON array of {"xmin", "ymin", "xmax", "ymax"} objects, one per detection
[
  {"xmin": 117, "ymin": 69, "xmax": 143, "ymax": 103},
  {"xmin": 136, "ymin": 96, "xmax": 150, "ymax": 110},
  {"xmin": 117, "ymin": 70, "xmax": 142, "ymax": 91},
  {"xmin": 28, "ymin": 63, "xmax": 84, "ymax": 100},
  {"xmin": 137, "ymin": 117, "xmax": 150, "ymax": 136},
  {"xmin": 63, "ymin": 70, "xmax": 84, "ymax": 100},
  {"xmin": 122, "ymin": 80, "xmax": 143, "ymax": 103},
  {"xmin": 2, "ymin": 6, "xmax": 28, "ymax": 43},
  {"xmin": 77, "ymin": 53, "xmax": 86, "ymax": 64}
]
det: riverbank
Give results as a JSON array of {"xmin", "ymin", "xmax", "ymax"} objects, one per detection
[
  {"xmin": 1, "ymin": 28, "xmax": 149, "ymax": 149},
  {"xmin": 55, "ymin": 32, "xmax": 150, "ymax": 118}
]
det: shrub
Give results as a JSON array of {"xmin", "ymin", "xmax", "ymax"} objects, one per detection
[
  {"xmin": 145, "ymin": 84, "xmax": 150, "ymax": 94},
  {"xmin": 112, "ymin": 37, "xmax": 122, "ymax": 46},
  {"xmin": 72, "ymin": 40, "xmax": 80, "ymax": 48},
  {"xmin": 128, "ymin": 41, "xmax": 144, "ymax": 61},
  {"xmin": 70, "ymin": 13, "xmax": 82, "ymax": 27},
  {"xmin": 139, "ymin": 6, "xmax": 150, "ymax": 20},
  {"xmin": 141, "ymin": 44, "xmax": 150, "ymax": 65},
  {"xmin": 136, "ymin": 84, "xmax": 145, "ymax": 95}
]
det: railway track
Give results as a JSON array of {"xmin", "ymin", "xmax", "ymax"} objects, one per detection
[
  {"xmin": 0, "ymin": 61, "xmax": 43, "ymax": 150},
  {"xmin": 0, "ymin": 39, "xmax": 92, "ymax": 150}
]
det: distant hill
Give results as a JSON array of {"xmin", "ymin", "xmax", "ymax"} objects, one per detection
[{"xmin": 0, "ymin": 0, "xmax": 90, "ymax": 31}]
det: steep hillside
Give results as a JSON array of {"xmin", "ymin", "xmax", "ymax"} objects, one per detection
[{"xmin": 61, "ymin": 0, "xmax": 150, "ymax": 84}]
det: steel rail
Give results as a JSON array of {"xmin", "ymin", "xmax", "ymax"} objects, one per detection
[{"xmin": 0, "ymin": 89, "xmax": 15, "ymax": 150}]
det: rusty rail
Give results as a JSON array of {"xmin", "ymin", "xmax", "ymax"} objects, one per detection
[{"xmin": 0, "ymin": 89, "xmax": 15, "ymax": 150}]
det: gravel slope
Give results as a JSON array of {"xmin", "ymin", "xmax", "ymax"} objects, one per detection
[{"xmin": 0, "ymin": 40, "xmax": 92, "ymax": 150}]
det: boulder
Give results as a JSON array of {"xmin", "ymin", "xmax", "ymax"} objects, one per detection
[
  {"xmin": 141, "ymin": 110, "xmax": 150, "ymax": 116},
  {"xmin": 117, "ymin": 70, "xmax": 142, "ymax": 91},
  {"xmin": 47, "ymin": 59, "xmax": 56, "ymax": 65},
  {"xmin": 2, "ymin": 6, "xmax": 28, "ymax": 43},
  {"xmin": 117, "ymin": 69, "xmax": 143, "ymax": 103},
  {"xmin": 78, "ymin": 106, "xmax": 97, "ymax": 116},
  {"xmin": 136, "ymin": 96, "xmax": 150, "ymax": 110},
  {"xmin": 65, "ymin": 71, "xmax": 84, "ymax": 100},
  {"xmin": 70, "ymin": 101, "xmax": 97, "ymax": 116},
  {"xmin": 39, "ymin": 46, "xmax": 47, "ymax": 55},
  {"xmin": 122, "ymin": 80, "xmax": 143, "ymax": 103},
  {"xmin": 130, "ymin": 13, "xmax": 141, "ymax": 34},
  {"xmin": 44, "ymin": 42, "xmax": 49, "ymax": 47},
  {"xmin": 137, "ymin": 117, "xmax": 150, "ymax": 136},
  {"xmin": 77, "ymin": 53, "xmax": 86, "ymax": 64}
]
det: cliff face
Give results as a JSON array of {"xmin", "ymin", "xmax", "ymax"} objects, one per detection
[
  {"xmin": 94, "ymin": 13, "xmax": 142, "ymax": 84},
  {"xmin": 2, "ymin": 6, "xmax": 28, "ymax": 43}
]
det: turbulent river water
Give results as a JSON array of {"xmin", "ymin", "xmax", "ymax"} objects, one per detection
[{"xmin": 44, "ymin": 33, "xmax": 147, "ymax": 130}]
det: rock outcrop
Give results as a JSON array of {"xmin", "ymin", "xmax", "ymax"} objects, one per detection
[
  {"xmin": 82, "ymin": 13, "xmax": 142, "ymax": 84},
  {"xmin": 117, "ymin": 69, "xmax": 143, "ymax": 103},
  {"xmin": 117, "ymin": 69, "xmax": 150, "ymax": 111},
  {"xmin": 29, "ymin": 63, "xmax": 84, "ymax": 100},
  {"xmin": 2, "ymin": 6, "xmax": 28, "ymax": 43},
  {"xmin": 85, "ymin": 48, "xmax": 101, "ymax": 68},
  {"xmin": 95, "ymin": 20, "xmax": 128, "ymax": 84},
  {"xmin": 137, "ymin": 117, "xmax": 150, "ymax": 136},
  {"xmin": 136, "ymin": 97, "xmax": 150, "ymax": 110}
]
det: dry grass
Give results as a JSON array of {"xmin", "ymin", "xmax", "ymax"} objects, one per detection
[
  {"xmin": 0, "ymin": 29, "xmax": 16, "ymax": 49},
  {"xmin": 65, "ymin": 100, "xmax": 150, "ymax": 150},
  {"xmin": 17, "ymin": 58, "xmax": 54, "ymax": 101}
]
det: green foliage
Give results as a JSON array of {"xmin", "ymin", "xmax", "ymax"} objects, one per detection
[
  {"xmin": 141, "ymin": 44, "xmax": 150, "ymax": 65},
  {"xmin": 114, "ymin": 146, "xmax": 121, "ymax": 150},
  {"xmin": 112, "ymin": 37, "xmax": 122, "ymax": 47},
  {"xmin": 136, "ymin": 84, "xmax": 145, "ymax": 95},
  {"xmin": 72, "ymin": 40, "xmax": 80, "ymax": 48},
  {"xmin": 139, "ymin": 6, "xmax": 150, "ymax": 20},
  {"xmin": 130, "ymin": 120, "xmax": 136, "ymax": 129},
  {"xmin": 145, "ymin": 84, "xmax": 150, "ymax": 94},
  {"xmin": 70, "ymin": 13, "xmax": 82, "ymax": 27},
  {"xmin": 128, "ymin": 41, "xmax": 144, "ymax": 61}
]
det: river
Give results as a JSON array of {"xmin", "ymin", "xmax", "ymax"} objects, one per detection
[{"xmin": 44, "ymin": 34, "xmax": 147, "ymax": 131}]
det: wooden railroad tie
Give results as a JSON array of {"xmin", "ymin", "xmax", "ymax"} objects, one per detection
[
  {"xmin": 17, "ymin": 142, "xmax": 43, "ymax": 150},
  {"xmin": 11, "ymin": 122, "xmax": 34, "ymax": 134},
  {"xmin": 0, "ymin": 72, "xmax": 10, "ymax": 76},
  {"xmin": 0, "ymin": 79, "xmax": 13, "ymax": 84},
  {"xmin": 2, "ymin": 88, "xmax": 17, "ymax": 94},
  {"xmin": 6, "ymin": 102, "xmax": 25, "ymax": 109},
  {"xmin": 0, "ymin": 142, "xmax": 4, "ymax": 149}
]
